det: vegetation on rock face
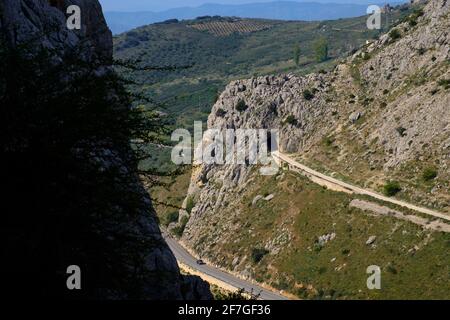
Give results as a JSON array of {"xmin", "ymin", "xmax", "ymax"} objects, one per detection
[
  {"xmin": 163, "ymin": 211, "xmax": 180, "ymax": 226},
  {"xmin": 303, "ymin": 89, "xmax": 315, "ymax": 101},
  {"xmin": 216, "ymin": 108, "xmax": 227, "ymax": 117},
  {"xmin": 251, "ymin": 248, "xmax": 269, "ymax": 263},
  {"xmin": 438, "ymin": 79, "xmax": 450, "ymax": 89},
  {"xmin": 284, "ymin": 115, "xmax": 298, "ymax": 126},
  {"xmin": 173, "ymin": 215, "xmax": 189, "ymax": 237},
  {"xmin": 186, "ymin": 195, "xmax": 196, "ymax": 214},
  {"xmin": 236, "ymin": 99, "xmax": 249, "ymax": 112},
  {"xmin": 396, "ymin": 127, "xmax": 407, "ymax": 137},
  {"xmin": 389, "ymin": 28, "xmax": 402, "ymax": 41},
  {"xmin": 404, "ymin": 8, "xmax": 424, "ymax": 27}
]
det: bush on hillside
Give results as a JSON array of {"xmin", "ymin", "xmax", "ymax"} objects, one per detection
[
  {"xmin": 422, "ymin": 167, "xmax": 438, "ymax": 181},
  {"xmin": 284, "ymin": 115, "xmax": 298, "ymax": 126},
  {"xmin": 389, "ymin": 29, "xmax": 401, "ymax": 41},
  {"xmin": 383, "ymin": 181, "xmax": 402, "ymax": 196},
  {"xmin": 236, "ymin": 99, "xmax": 248, "ymax": 112},
  {"xmin": 251, "ymin": 248, "xmax": 269, "ymax": 263},
  {"xmin": 303, "ymin": 89, "xmax": 315, "ymax": 101}
]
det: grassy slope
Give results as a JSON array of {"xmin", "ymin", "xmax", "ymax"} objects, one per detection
[
  {"xmin": 151, "ymin": 168, "xmax": 192, "ymax": 224},
  {"xmin": 194, "ymin": 170, "xmax": 449, "ymax": 299}
]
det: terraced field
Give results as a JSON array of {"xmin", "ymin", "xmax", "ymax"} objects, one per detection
[{"xmin": 189, "ymin": 18, "xmax": 275, "ymax": 36}]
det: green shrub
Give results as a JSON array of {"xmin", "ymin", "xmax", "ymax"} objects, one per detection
[
  {"xmin": 422, "ymin": 167, "xmax": 438, "ymax": 181},
  {"xmin": 408, "ymin": 16, "xmax": 418, "ymax": 27},
  {"xmin": 438, "ymin": 79, "xmax": 450, "ymax": 89},
  {"xmin": 303, "ymin": 89, "xmax": 315, "ymax": 100},
  {"xmin": 362, "ymin": 52, "xmax": 371, "ymax": 60},
  {"xmin": 387, "ymin": 265, "xmax": 398, "ymax": 275},
  {"xmin": 236, "ymin": 99, "xmax": 248, "ymax": 112},
  {"xmin": 383, "ymin": 181, "xmax": 401, "ymax": 197},
  {"xmin": 172, "ymin": 215, "xmax": 189, "ymax": 237},
  {"xmin": 396, "ymin": 127, "xmax": 407, "ymax": 137},
  {"xmin": 216, "ymin": 108, "xmax": 227, "ymax": 117},
  {"xmin": 318, "ymin": 266, "xmax": 327, "ymax": 275},
  {"xmin": 323, "ymin": 136, "xmax": 334, "ymax": 147},
  {"xmin": 274, "ymin": 278, "xmax": 289, "ymax": 291},
  {"xmin": 284, "ymin": 115, "xmax": 298, "ymax": 126},
  {"xmin": 164, "ymin": 211, "xmax": 179, "ymax": 226},
  {"xmin": 251, "ymin": 248, "xmax": 269, "ymax": 263},
  {"xmin": 417, "ymin": 48, "xmax": 426, "ymax": 55},
  {"xmin": 406, "ymin": 8, "xmax": 424, "ymax": 26},
  {"xmin": 185, "ymin": 196, "xmax": 195, "ymax": 213},
  {"xmin": 389, "ymin": 29, "xmax": 401, "ymax": 41}
]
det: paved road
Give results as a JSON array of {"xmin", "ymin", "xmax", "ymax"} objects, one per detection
[
  {"xmin": 163, "ymin": 233, "xmax": 288, "ymax": 300},
  {"xmin": 273, "ymin": 151, "xmax": 450, "ymax": 222}
]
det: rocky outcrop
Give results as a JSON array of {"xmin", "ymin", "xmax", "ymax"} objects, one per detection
[{"xmin": 0, "ymin": 0, "xmax": 211, "ymax": 299}]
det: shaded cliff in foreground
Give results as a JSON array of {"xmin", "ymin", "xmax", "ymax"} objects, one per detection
[{"xmin": 0, "ymin": 0, "xmax": 211, "ymax": 299}]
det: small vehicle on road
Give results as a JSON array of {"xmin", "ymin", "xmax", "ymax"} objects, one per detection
[{"xmin": 196, "ymin": 259, "xmax": 206, "ymax": 265}]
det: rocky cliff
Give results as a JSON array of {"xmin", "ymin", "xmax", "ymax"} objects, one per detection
[
  {"xmin": 173, "ymin": 0, "xmax": 450, "ymax": 299},
  {"xmin": 0, "ymin": 0, "xmax": 211, "ymax": 299}
]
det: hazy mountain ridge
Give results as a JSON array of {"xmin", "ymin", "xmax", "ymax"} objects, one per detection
[
  {"xmin": 101, "ymin": 0, "xmax": 403, "ymax": 12},
  {"xmin": 106, "ymin": 1, "xmax": 401, "ymax": 34}
]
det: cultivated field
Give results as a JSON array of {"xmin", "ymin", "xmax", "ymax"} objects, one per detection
[{"xmin": 189, "ymin": 19, "xmax": 275, "ymax": 36}]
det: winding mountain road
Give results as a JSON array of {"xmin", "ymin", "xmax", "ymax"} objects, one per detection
[
  {"xmin": 272, "ymin": 151, "xmax": 450, "ymax": 222},
  {"xmin": 163, "ymin": 232, "xmax": 288, "ymax": 300},
  {"xmin": 162, "ymin": 152, "xmax": 448, "ymax": 301}
]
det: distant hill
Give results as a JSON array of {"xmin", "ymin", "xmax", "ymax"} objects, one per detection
[{"xmin": 106, "ymin": 1, "xmax": 400, "ymax": 34}]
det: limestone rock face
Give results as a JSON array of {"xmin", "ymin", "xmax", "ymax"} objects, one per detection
[
  {"xmin": 0, "ymin": 0, "xmax": 211, "ymax": 300},
  {"xmin": 0, "ymin": 0, "xmax": 112, "ymax": 61}
]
